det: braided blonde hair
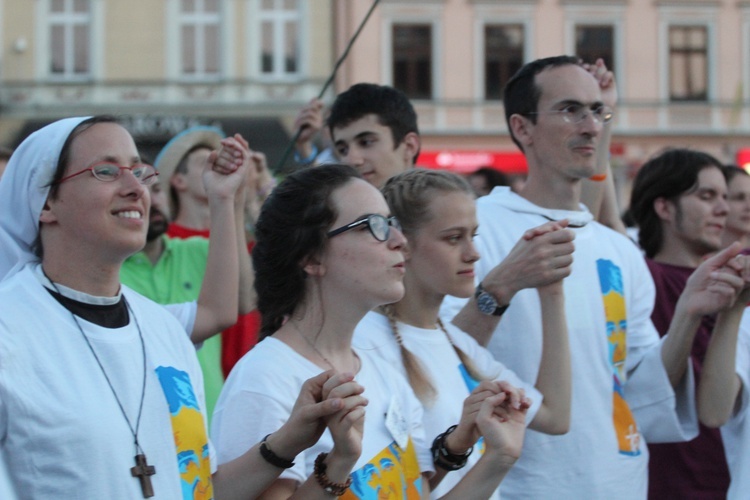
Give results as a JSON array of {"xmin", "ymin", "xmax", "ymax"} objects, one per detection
[
  {"xmin": 381, "ymin": 169, "xmax": 490, "ymax": 400},
  {"xmin": 382, "ymin": 304, "xmax": 437, "ymax": 406}
]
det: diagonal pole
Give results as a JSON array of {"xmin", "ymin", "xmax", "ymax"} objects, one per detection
[{"xmin": 274, "ymin": 0, "xmax": 381, "ymax": 173}]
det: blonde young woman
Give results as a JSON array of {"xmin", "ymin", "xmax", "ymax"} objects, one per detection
[
  {"xmin": 211, "ymin": 164, "xmax": 529, "ymax": 499},
  {"xmin": 353, "ymin": 168, "xmax": 572, "ymax": 498}
]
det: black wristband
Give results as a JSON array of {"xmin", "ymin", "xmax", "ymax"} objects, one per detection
[
  {"xmin": 431, "ymin": 425, "xmax": 473, "ymax": 471},
  {"xmin": 259, "ymin": 434, "xmax": 295, "ymax": 469}
]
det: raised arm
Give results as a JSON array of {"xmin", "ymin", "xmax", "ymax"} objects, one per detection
[
  {"xmin": 293, "ymin": 98, "xmax": 325, "ymax": 164},
  {"xmin": 661, "ymin": 243, "xmax": 746, "ymax": 387},
  {"xmin": 190, "ymin": 136, "xmax": 247, "ymax": 342},
  {"xmin": 452, "ymin": 220, "xmax": 574, "ymax": 347},
  {"xmin": 698, "ymin": 254, "xmax": 750, "ymax": 427},
  {"xmin": 228, "ymin": 134, "xmax": 261, "ymax": 315},
  {"xmin": 579, "ymin": 59, "xmax": 627, "ymax": 235},
  {"xmin": 526, "ymin": 264, "xmax": 571, "ymax": 434}
]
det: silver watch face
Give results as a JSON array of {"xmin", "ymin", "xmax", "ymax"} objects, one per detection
[{"xmin": 477, "ymin": 291, "xmax": 499, "ymax": 315}]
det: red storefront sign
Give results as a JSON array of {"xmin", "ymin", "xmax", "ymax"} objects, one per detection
[
  {"xmin": 737, "ymin": 149, "xmax": 750, "ymax": 171},
  {"xmin": 417, "ymin": 150, "xmax": 528, "ymax": 174}
]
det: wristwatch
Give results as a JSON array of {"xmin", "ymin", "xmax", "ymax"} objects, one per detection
[{"xmin": 474, "ymin": 283, "xmax": 509, "ymax": 316}]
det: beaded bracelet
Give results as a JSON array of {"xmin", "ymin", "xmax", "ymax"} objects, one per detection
[
  {"xmin": 431, "ymin": 424, "xmax": 473, "ymax": 471},
  {"xmin": 313, "ymin": 452, "xmax": 352, "ymax": 496},
  {"xmin": 259, "ymin": 434, "xmax": 295, "ymax": 469}
]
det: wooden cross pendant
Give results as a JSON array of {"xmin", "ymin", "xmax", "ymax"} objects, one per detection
[{"xmin": 131, "ymin": 453, "xmax": 156, "ymax": 498}]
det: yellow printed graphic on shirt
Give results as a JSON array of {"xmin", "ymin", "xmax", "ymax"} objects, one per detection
[
  {"xmin": 156, "ymin": 366, "xmax": 214, "ymax": 499},
  {"xmin": 597, "ymin": 259, "xmax": 642, "ymax": 457},
  {"xmin": 345, "ymin": 438, "xmax": 422, "ymax": 499}
]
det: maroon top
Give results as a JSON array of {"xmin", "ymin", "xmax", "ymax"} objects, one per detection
[{"xmin": 645, "ymin": 259, "xmax": 729, "ymax": 499}]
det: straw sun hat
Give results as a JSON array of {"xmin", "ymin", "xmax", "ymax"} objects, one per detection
[{"xmin": 153, "ymin": 125, "xmax": 224, "ymax": 213}]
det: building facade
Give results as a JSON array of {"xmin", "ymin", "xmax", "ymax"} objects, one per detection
[{"xmin": 0, "ymin": 0, "xmax": 336, "ymax": 167}]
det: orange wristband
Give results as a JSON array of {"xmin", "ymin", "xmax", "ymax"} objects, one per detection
[{"xmin": 589, "ymin": 173, "xmax": 607, "ymax": 182}]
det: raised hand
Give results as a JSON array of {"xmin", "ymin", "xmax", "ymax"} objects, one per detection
[
  {"xmin": 203, "ymin": 134, "xmax": 249, "ymax": 200},
  {"xmin": 444, "ymin": 380, "xmax": 504, "ymax": 454},
  {"xmin": 475, "ymin": 382, "xmax": 529, "ymax": 464},
  {"xmin": 482, "ymin": 220, "xmax": 574, "ymax": 305},
  {"xmin": 321, "ymin": 371, "xmax": 367, "ymax": 463},
  {"xmin": 445, "ymin": 380, "xmax": 530, "ymax": 454},
  {"xmin": 582, "ymin": 58, "xmax": 617, "ymax": 110},
  {"xmin": 294, "ymin": 98, "xmax": 325, "ymax": 159},
  {"xmin": 681, "ymin": 242, "xmax": 745, "ymax": 316}
]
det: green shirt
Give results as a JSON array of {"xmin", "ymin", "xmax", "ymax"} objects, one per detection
[{"xmin": 120, "ymin": 235, "xmax": 224, "ymax": 424}]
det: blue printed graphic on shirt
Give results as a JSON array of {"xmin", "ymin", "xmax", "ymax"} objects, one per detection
[
  {"xmin": 347, "ymin": 438, "xmax": 422, "ymax": 499},
  {"xmin": 156, "ymin": 366, "xmax": 214, "ymax": 499},
  {"xmin": 597, "ymin": 259, "xmax": 642, "ymax": 456}
]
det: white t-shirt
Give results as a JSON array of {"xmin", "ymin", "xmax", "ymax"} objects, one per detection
[
  {"xmin": 721, "ymin": 308, "xmax": 750, "ymax": 499},
  {"xmin": 0, "ymin": 264, "xmax": 215, "ymax": 499},
  {"xmin": 442, "ymin": 188, "xmax": 697, "ymax": 499},
  {"xmin": 212, "ymin": 336, "xmax": 434, "ymax": 499},
  {"xmin": 353, "ymin": 310, "xmax": 541, "ymax": 499}
]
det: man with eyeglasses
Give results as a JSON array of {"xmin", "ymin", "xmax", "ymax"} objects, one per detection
[{"xmin": 442, "ymin": 56, "xmax": 750, "ymax": 498}]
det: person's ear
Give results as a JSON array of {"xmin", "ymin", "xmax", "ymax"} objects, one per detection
[
  {"xmin": 170, "ymin": 173, "xmax": 187, "ymax": 192},
  {"xmin": 509, "ymin": 114, "xmax": 533, "ymax": 149},
  {"xmin": 39, "ymin": 200, "xmax": 58, "ymax": 224},
  {"xmin": 302, "ymin": 255, "xmax": 326, "ymax": 277},
  {"xmin": 653, "ymin": 197, "xmax": 675, "ymax": 222},
  {"xmin": 401, "ymin": 132, "xmax": 421, "ymax": 165}
]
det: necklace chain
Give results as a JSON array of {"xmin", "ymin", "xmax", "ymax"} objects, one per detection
[
  {"xmin": 290, "ymin": 320, "xmax": 361, "ymax": 373},
  {"xmin": 290, "ymin": 321, "xmax": 336, "ymax": 370},
  {"xmin": 43, "ymin": 271, "xmax": 148, "ymax": 455}
]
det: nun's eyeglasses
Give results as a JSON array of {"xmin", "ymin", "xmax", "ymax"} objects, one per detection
[{"xmin": 54, "ymin": 162, "xmax": 158, "ymax": 185}]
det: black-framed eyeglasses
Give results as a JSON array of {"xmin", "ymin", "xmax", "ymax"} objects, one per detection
[
  {"xmin": 327, "ymin": 214, "xmax": 401, "ymax": 242},
  {"xmin": 527, "ymin": 103, "xmax": 614, "ymax": 125},
  {"xmin": 54, "ymin": 162, "xmax": 159, "ymax": 186}
]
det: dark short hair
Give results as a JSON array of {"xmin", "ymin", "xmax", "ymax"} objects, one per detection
[
  {"xmin": 503, "ymin": 55, "xmax": 580, "ymax": 151},
  {"xmin": 327, "ymin": 83, "xmax": 420, "ymax": 164},
  {"xmin": 252, "ymin": 163, "xmax": 362, "ymax": 338},
  {"xmin": 630, "ymin": 148, "xmax": 723, "ymax": 258},
  {"xmin": 469, "ymin": 167, "xmax": 509, "ymax": 190},
  {"xmin": 722, "ymin": 164, "xmax": 749, "ymax": 184}
]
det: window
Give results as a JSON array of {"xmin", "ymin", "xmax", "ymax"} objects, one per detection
[
  {"xmin": 575, "ymin": 25, "xmax": 614, "ymax": 70},
  {"xmin": 48, "ymin": 0, "xmax": 91, "ymax": 77},
  {"xmin": 669, "ymin": 25, "xmax": 708, "ymax": 101},
  {"xmin": 485, "ymin": 24, "xmax": 524, "ymax": 100},
  {"xmin": 256, "ymin": 0, "xmax": 301, "ymax": 78},
  {"xmin": 178, "ymin": 0, "xmax": 222, "ymax": 77},
  {"xmin": 392, "ymin": 24, "xmax": 432, "ymax": 100}
]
